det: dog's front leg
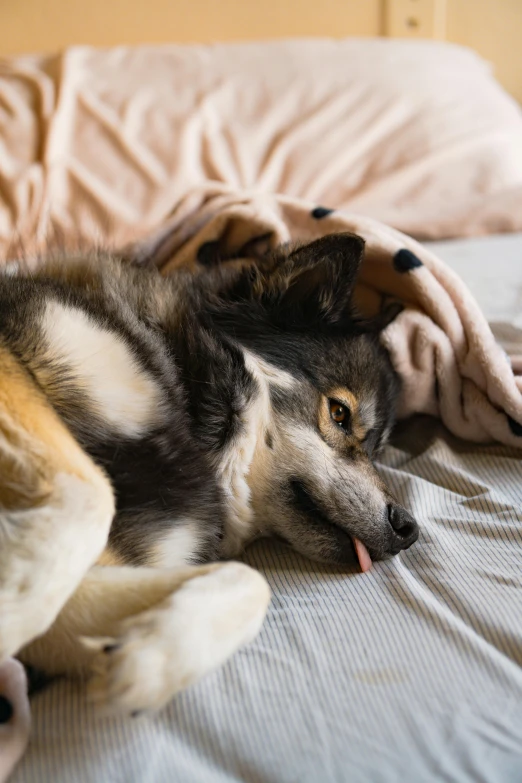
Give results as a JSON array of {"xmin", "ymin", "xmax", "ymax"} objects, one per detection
[
  {"xmin": 0, "ymin": 366, "xmax": 115, "ymax": 660},
  {"xmin": 20, "ymin": 562, "xmax": 270, "ymax": 714}
]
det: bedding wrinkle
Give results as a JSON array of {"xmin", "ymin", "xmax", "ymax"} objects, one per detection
[
  {"xmin": 3, "ymin": 39, "xmax": 522, "ymax": 254},
  {"xmin": 67, "ymin": 157, "xmax": 144, "ymax": 222},
  {"xmin": 392, "ymin": 557, "xmax": 522, "ymax": 666},
  {"xmin": 0, "ymin": 66, "xmax": 51, "ymax": 254},
  {"xmin": 77, "ymin": 92, "xmax": 167, "ymax": 185},
  {"xmin": 254, "ymin": 92, "xmax": 344, "ymax": 195},
  {"xmin": 351, "ymin": 128, "xmax": 522, "ymax": 206},
  {"xmin": 257, "ymin": 90, "xmax": 374, "ymax": 199}
]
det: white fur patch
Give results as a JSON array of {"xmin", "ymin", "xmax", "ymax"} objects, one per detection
[
  {"xmin": 148, "ymin": 521, "xmax": 201, "ymax": 568},
  {"xmin": 219, "ymin": 391, "xmax": 270, "ymax": 556},
  {"xmin": 243, "ymin": 351, "xmax": 296, "ymax": 389},
  {"xmin": 218, "ymin": 352, "xmax": 287, "ymax": 556},
  {"xmin": 43, "ymin": 301, "xmax": 163, "ymax": 437}
]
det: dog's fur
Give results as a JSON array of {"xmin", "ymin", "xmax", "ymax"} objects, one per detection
[{"xmin": 0, "ymin": 233, "xmax": 418, "ymax": 713}]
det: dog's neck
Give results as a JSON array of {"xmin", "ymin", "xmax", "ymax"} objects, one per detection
[{"xmin": 169, "ymin": 305, "xmax": 287, "ymax": 557}]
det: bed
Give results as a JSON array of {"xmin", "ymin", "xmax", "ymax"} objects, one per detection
[{"xmin": 1, "ymin": 29, "xmax": 521, "ymax": 783}]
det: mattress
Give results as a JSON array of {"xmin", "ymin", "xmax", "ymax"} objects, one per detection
[{"xmin": 14, "ymin": 233, "xmax": 522, "ymax": 783}]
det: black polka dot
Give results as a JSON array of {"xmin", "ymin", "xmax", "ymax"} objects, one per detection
[
  {"xmin": 0, "ymin": 697, "xmax": 13, "ymax": 724},
  {"xmin": 507, "ymin": 415, "xmax": 522, "ymax": 437},
  {"xmin": 197, "ymin": 240, "xmax": 221, "ymax": 266},
  {"xmin": 311, "ymin": 206, "xmax": 334, "ymax": 219},
  {"xmin": 393, "ymin": 249, "xmax": 423, "ymax": 273}
]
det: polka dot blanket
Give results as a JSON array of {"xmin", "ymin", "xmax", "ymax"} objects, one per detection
[{"xmin": 127, "ymin": 184, "xmax": 522, "ymax": 447}]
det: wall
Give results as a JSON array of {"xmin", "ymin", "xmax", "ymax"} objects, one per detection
[
  {"xmin": 0, "ymin": 0, "xmax": 520, "ymax": 102},
  {"xmin": 0, "ymin": 0, "xmax": 382, "ymax": 52},
  {"xmin": 447, "ymin": 0, "xmax": 522, "ymax": 102}
]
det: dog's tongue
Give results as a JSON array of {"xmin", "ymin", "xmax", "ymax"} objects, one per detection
[{"xmin": 353, "ymin": 538, "xmax": 372, "ymax": 573}]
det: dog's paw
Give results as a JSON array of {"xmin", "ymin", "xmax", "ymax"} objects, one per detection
[{"xmin": 87, "ymin": 562, "xmax": 270, "ymax": 714}]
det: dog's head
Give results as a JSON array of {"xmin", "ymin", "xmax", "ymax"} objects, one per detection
[{"xmin": 209, "ymin": 233, "xmax": 419, "ymax": 570}]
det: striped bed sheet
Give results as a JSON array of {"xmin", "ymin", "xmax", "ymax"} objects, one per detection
[{"xmin": 14, "ymin": 234, "xmax": 522, "ymax": 783}]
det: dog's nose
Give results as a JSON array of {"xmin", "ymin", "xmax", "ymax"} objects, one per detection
[{"xmin": 387, "ymin": 504, "xmax": 419, "ymax": 551}]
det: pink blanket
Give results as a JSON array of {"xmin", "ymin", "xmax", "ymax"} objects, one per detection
[
  {"xmin": 127, "ymin": 185, "xmax": 522, "ymax": 446},
  {"xmin": 1, "ymin": 41, "xmax": 521, "ymax": 446}
]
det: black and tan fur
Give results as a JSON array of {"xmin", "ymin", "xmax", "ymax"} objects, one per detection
[{"xmin": 0, "ymin": 234, "xmax": 418, "ymax": 712}]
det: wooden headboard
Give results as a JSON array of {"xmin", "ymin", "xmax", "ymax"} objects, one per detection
[{"xmin": 0, "ymin": 0, "xmax": 520, "ymax": 101}]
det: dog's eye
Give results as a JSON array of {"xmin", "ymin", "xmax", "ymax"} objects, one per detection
[{"xmin": 329, "ymin": 400, "xmax": 350, "ymax": 429}]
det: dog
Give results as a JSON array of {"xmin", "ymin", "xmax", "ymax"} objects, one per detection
[{"xmin": 0, "ymin": 232, "xmax": 418, "ymax": 713}]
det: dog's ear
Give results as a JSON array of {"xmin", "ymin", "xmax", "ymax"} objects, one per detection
[
  {"xmin": 367, "ymin": 302, "xmax": 404, "ymax": 332},
  {"xmin": 257, "ymin": 233, "xmax": 365, "ymax": 327}
]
